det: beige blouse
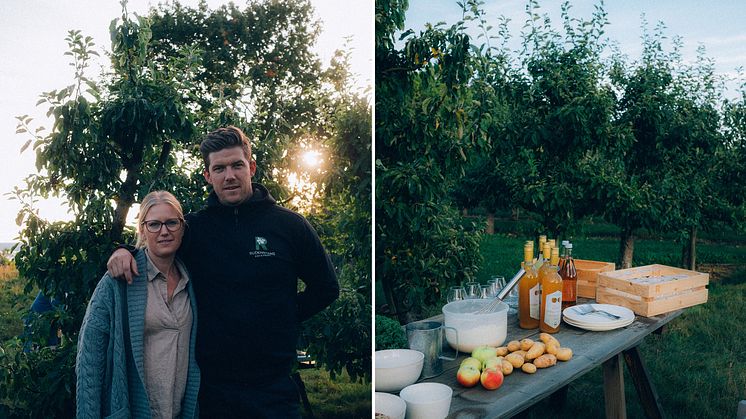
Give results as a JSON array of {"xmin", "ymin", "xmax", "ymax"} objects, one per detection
[{"xmin": 143, "ymin": 250, "xmax": 192, "ymax": 419}]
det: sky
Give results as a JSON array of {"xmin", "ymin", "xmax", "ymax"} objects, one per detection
[
  {"xmin": 404, "ymin": 0, "xmax": 746, "ymax": 91},
  {"xmin": 0, "ymin": 0, "xmax": 373, "ymax": 242}
]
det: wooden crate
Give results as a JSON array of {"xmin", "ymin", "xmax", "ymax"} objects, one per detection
[
  {"xmin": 596, "ymin": 264, "xmax": 709, "ymax": 317},
  {"xmin": 575, "ymin": 259, "xmax": 615, "ymax": 299}
]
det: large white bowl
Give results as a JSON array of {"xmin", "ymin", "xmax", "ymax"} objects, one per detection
[
  {"xmin": 399, "ymin": 382, "xmax": 452, "ymax": 419},
  {"xmin": 375, "ymin": 392, "xmax": 406, "ymax": 419},
  {"xmin": 442, "ymin": 299, "xmax": 508, "ymax": 352},
  {"xmin": 375, "ymin": 349, "xmax": 424, "ymax": 392}
]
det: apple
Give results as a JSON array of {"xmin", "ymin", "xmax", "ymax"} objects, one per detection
[
  {"xmin": 456, "ymin": 366, "xmax": 481, "ymax": 388},
  {"xmin": 480, "ymin": 367, "xmax": 504, "ymax": 390},
  {"xmin": 471, "ymin": 346, "xmax": 499, "ymax": 363},
  {"xmin": 483, "ymin": 356, "xmax": 502, "ymax": 371},
  {"xmin": 460, "ymin": 357, "xmax": 482, "ymax": 371}
]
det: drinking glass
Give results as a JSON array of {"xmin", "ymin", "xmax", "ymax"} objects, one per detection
[
  {"xmin": 487, "ymin": 278, "xmax": 499, "ymax": 297},
  {"xmin": 446, "ymin": 286, "xmax": 466, "ymax": 303},
  {"xmin": 490, "ymin": 275, "xmax": 506, "ymax": 296},
  {"xmin": 479, "ymin": 284, "xmax": 493, "ymax": 299},
  {"xmin": 464, "ymin": 282, "xmax": 480, "ymax": 299}
]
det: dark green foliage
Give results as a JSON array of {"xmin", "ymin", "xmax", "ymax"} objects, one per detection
[
  {"xmin": 376, "ymin": 0, "xmax": 484, "ymax": 324},
  {"xmin": 303, "ymin": 289, "xmax": 370, "ymax": 381},
  {"xmin": 147, "ymin": 0, "xmax": 326, "ymax": 199},
  {"xmin": 375, "ymin": 315, "xmax": 408, "ymax": 350}
]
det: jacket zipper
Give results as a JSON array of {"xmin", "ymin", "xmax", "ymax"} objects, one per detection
[{"xmin": 234, "ymin": 207, "xmax": 239, "ymax": 228}]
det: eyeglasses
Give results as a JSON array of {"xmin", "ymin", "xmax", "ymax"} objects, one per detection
[{"xmin": 142, "ymin": 219, "xmax": 183, "ymax": 233}]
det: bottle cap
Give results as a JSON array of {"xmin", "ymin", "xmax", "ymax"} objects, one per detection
[
  {"xmin": 523, "ymin": 243, "xmax": 533, "ymax": 262},
  {"xmin": 550, "ymin": 247, "xmax": 560, "ymax": 265}
]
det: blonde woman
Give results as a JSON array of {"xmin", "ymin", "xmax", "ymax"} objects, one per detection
[{"xmin": 76, "ymin": 191, "xmax": 199, "ymax": 418}]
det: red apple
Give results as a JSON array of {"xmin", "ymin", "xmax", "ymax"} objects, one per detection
[
  {"xmin": 480, "ymin": 367, "xmax": 504, "ymax": 390},
  {"xmin": 456, "ymin": 366, "xmax": 481, "ymax": 388}
]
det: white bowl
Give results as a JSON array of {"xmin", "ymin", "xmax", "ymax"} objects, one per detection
[
  {"xmin": 442, "ymin": 299, "xmax": 508, "ymax": 352},
  {"xmin": 399, "ymin": 382, "xmax": 452, "ymax": 419},
  {"xmin": 375, "ymin": 392, "xmax": 406, "ymax": 419},
  {"xmin": 375, "ymin": 349, "xmax": 424, "ymax": 392}
]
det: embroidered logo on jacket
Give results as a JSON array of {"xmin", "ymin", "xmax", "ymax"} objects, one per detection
[{"xmin": 250, "ymin": 236, "xmax": 276, "ymax": 257}]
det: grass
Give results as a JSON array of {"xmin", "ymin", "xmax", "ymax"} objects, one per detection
[
  {"xmin": 299, "ymin": 368, "xmax": 371, "ymax": 418},
  {"xmin": 473, "ymin": 227, "xmax": 746, "ymax": 419}
]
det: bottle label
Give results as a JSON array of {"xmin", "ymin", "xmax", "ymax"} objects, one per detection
[
  {"xmin": 529, "ymin": 283, "xmax": 540, "ymax": 320},
  {"xmin": 544, "ymin": 290, "xmax": 562, "ymax": 328}
]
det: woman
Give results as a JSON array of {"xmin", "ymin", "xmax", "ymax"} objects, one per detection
[{"xmin": 76, "ymin": 191, "xmax": 199, "ymax": 418}]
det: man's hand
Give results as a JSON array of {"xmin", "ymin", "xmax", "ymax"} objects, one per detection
[{"xmin": 106, "ymin": 248, "xmax": 138, "ymax": 284}]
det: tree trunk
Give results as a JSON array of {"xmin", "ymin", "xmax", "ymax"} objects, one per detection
[
  {"xmin": 111, "ymin": 168, "xmax": 140, "ymax": 244},
  {"xmin": 688, "ymin": 226, "xmax": 697, "ymax": 270},
  {"xmin": 618, "ymin": 227, "xmax": 635, "ymax": 269},
  {"xmin": 380, "ymin": 276, "xmax": 413, "ymax": 325},
  {"xmin": 680, "ymin": 226, "xmax": 698, "ymax": 270},
  {"xmin": 486, "ymin": 212, "xmax": 495, "ymax": 235}
]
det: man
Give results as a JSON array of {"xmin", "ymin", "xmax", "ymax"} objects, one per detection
[{"xmin": 107, "ymin": 126, "xmax": 339, "ymax": 418}]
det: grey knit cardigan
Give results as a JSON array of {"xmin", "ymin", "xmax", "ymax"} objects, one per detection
[{"xmin": 75, "ymin": 251, "xmax": 200, "ymax": 418}]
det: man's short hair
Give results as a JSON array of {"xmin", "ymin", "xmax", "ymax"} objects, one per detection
[{"xmin": 199, "ymin": 126, "xmax": 252, "ymax": 170}]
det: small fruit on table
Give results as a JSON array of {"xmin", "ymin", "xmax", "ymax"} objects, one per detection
[
  {"xmin": 480, "ymin": 368, "xmax": 504, "ymax": 390},
  {"xmin": 460, "ymin": 357, "xmax": 482, "ymax": 370},
  {"xmin": 471, "ymin": 346, "xmax": 499, "ymax": 363},
  {"xmin": 457, "ymin": 365, "xmax": 481, "ymax": 388},
  {"xmin": 483, "ymin": 356, "xmax": 501, "ymax": 371}
]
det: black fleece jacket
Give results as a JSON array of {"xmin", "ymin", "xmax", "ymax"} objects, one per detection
[{"xmin": 179, "ymin": 183, "xmax": 339, "ymax": 386}]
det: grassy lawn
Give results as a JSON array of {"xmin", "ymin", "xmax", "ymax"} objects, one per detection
[
  {"xmin": 472, "ymin": 224, "xmax": 746, "ymax": 419},
  {"xmin": 299, "ymin": 368, "xmax": 371, "ymax": 418}
]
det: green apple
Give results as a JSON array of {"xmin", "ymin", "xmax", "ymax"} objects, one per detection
[
  {"xmin": 483, "ymin": 356, "xmax": 502, "ymax": 371},
  {"xmin": 460, "ymin": 357, "xmax": 482, "ymax": 371},
  {"xmin": 471, "ymin": 346, "xmax": 499, "ymax": 363}
]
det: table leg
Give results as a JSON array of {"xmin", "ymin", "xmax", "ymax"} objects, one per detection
[
  {"xmin": 623, "ymin": 346, "xmax": 664, "ymax": 419},
  {"xmin": 603, "ymin": 353, "xmax": 627, "ymax": 419}
]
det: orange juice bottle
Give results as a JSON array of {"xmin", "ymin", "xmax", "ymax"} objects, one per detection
[
  {"xmin": 539, "ymin": 246, "xmax": 563, "ymax": 333},
  {"xmin": 519, "ymin": 241, "xmax": 540, "ymax": 329},
  {"xmin": 537, "ymin": 235, "xmax": 547, "ymax": 261},
  {"xmin": 561, "ymin": 243, "xmax": 578, "ymax": 310}
]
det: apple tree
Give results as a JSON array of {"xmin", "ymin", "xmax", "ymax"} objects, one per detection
[
  {"xmin": 376, "ymin": 0, "xmax": 484, "ymax": 323},
  {"xmin": 2, "ymin": 11, "xmax": 195, "ymax": 416}
]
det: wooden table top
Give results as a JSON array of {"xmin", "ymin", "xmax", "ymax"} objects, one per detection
[{"xmin": 416, "ymin": 300, "xmax": 683, "ymax": 419}]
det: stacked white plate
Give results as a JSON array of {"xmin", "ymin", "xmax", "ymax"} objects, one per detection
[{"xmin": 562, "ymin": 304, "xmax": 635, "ymax": 331}]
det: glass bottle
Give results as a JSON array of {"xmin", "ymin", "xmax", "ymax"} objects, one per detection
[
  {"xmin": 539, "ymin": 246, "xmax": 563, "ymax": 334},
  {"xmin": 561, "ymin": 243, "xmax": 578, "ymax": 310},
  {"xmin": 537, "ymin": 235, "xmax": 547, "ymax": 260},
  {"xmin": 559, "ymin": 240, "xmax": 569, "ymax": 272},
  {"xmin": 519, "ymin": 242, "xmax": 540, "ymax": 329}
]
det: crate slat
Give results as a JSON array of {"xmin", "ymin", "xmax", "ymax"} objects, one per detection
[
  {"xmin": 596, "ymin": 264, "xmax": 709, "ymax": 316},
  {"xmin": 575, "ymin": 259, "xmax": 615, "ymax": 299}
]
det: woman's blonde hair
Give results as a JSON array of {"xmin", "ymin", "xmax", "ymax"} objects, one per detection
[{"xmin": 135, "ymin": 191, "xmax": 184, "ymax": 249}]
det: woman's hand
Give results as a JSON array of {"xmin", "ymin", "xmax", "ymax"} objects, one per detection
[{"xmin": 106, "ymin": 248, "xmax": 139, "ymax": 284}]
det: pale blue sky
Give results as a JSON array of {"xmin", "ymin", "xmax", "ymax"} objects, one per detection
[
  {"xmin": 404, "ymin": 0, "xmax": 746, "ymax": 92},
  {"xmin": 0, "ymin": 0, "xmax": 373, "ymax": 242}
]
